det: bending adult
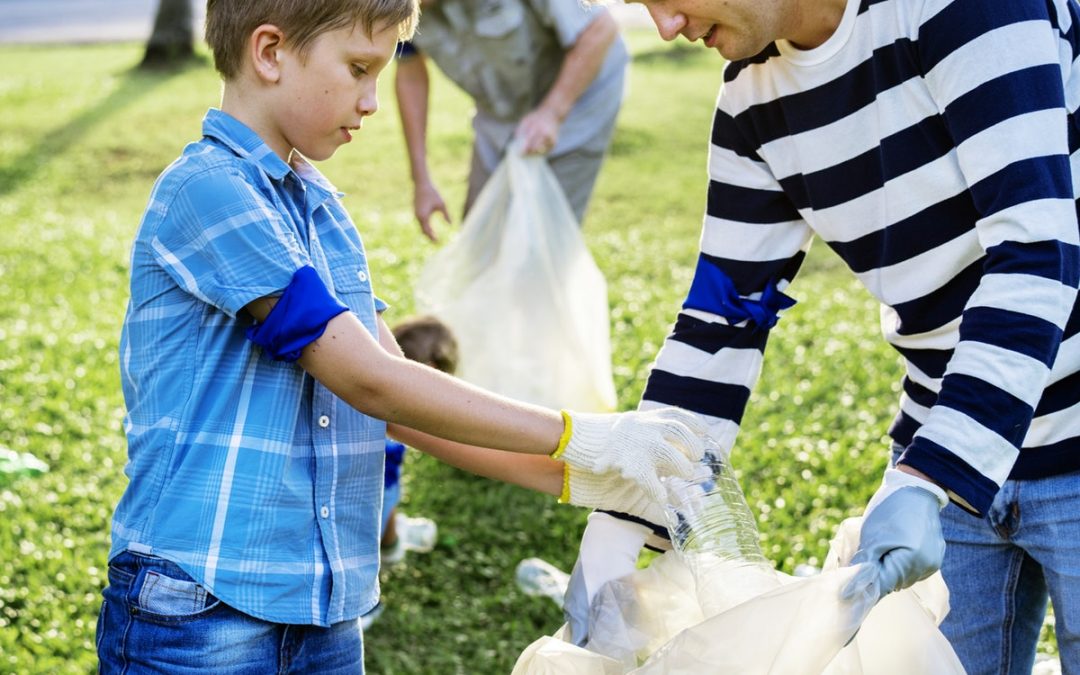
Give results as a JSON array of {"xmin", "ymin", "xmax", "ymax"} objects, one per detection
[
  {"xmin": 394, "ymin": 0, "xmax": 628, "ymax": 240},
  {"xmin": 565, "ymin": 1, "xmax": 1080, "ymax": 673}
]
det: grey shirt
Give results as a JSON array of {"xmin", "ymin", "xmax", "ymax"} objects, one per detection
[{"xmin": 407, "ymin": 0, "xmax": 628, "ymax": 157}]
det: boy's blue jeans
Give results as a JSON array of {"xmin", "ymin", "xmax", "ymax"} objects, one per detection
[
  {"xmin": 96, "ymin": 551, "xmax": 365, "ymax": 674},
  {"xmin": 893, "ymin": 448, "xmax": 1080, "ymax": 675}
]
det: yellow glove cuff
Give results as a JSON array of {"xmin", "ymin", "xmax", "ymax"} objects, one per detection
[
  {"xmin": 551, "ymin": 410, "xmax": 573, "ymax": 459},
  {"xmin": 558, "ymin": 462, "xmax": 572, "ymax": 504}
]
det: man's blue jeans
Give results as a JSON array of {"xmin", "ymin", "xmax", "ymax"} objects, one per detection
[
  {"xmin": 96, "ymin": 551, "xmax": 365, "ymax": 674},
  {"xmin": 893, "ymin": 449, "xmax": 1080, "ymax": 675}
]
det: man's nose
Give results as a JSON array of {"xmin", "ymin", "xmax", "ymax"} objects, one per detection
[{"xmin": 648, "ymin": 6, "xmax": 687, "ymax": 42}]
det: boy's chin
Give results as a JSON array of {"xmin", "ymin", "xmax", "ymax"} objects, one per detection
[{"xmin": 298, "ymin": 146, "xmax": 338, "ymax": 163}]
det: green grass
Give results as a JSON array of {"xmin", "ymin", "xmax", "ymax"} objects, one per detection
[{"xmin": 0, "ymin": 31, "xmax": 1056, "ymax": 674}]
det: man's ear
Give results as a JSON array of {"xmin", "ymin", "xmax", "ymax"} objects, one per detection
[{"xmin": 250, "ymin": 24, "xmax": 286, "ymax": 83}]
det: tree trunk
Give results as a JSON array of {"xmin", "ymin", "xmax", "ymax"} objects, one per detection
[{"xmin": 140, "ymin": 0, "xmax": 195, "ymax": 69}]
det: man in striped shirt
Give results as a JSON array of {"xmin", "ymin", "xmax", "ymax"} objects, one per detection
[{"xmin": 567, "ymin": 0, "xmax": 1080, "ymax": 671}]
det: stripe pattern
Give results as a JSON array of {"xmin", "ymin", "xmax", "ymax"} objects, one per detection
[{"xmin": 642, "ymin": 0, "xmax": 1080, "ymax": 515}]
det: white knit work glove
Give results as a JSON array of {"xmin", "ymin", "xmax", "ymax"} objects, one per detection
[
  {"xmin": 552, "ymin": 407, "xmax": 708, "ymax": 510},
  {"xmin": 564, "ymin": 469, "xmax": 669, "ymax": 524}
]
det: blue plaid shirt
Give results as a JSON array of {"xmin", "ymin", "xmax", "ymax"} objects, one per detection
[{"xmin": 112, "ymin": 109, "xmax": 388, "ymax": 626}]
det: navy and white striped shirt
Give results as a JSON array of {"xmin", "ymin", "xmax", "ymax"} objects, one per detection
[{"xmin": 641, "ymin": 0, "xmax": 1080, "ymax": 515}]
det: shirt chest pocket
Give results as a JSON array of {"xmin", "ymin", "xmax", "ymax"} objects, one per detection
[
  {"xmin": 471, "ymin": 0, "xmax": 533, "ymax": 117},
  {"xmin": 474, "ymin": 0, "xmax": 524, "ymax": 38},
  {"xmin": 329, "ymin": 263, "xmax": 373, "ymax": 316}
]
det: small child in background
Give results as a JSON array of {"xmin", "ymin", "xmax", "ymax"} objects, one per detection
[{"xmin": 380, "ymin": 315, "xmax": 459, "ymax": 562}]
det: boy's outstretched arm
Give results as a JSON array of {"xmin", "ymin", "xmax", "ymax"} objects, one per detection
[
  {"xmin": 246, "ymin": 296, "xmax": 562, "ymax": 454},
  {"xmin": 245, "ymin": 296, "xmax": 707, "ymax": 513},
  {"xmin": 387, "ymin": 424, "xmax": 564, "ymax": 495},
  {"xmin": 374, "ymin": 316, "xmax": 564, "ymax": 494}
]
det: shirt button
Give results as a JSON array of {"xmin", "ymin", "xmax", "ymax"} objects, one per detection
[
  {"xmin": 357, "ymin": 270, "xmax": 367, "ymax": 282},
  {"xmin": 320, "ymin": 505, "xmax": 330, "ymax": 519},
  {"xmin": 318, "ymin": 415, "xmax": 330, "ymax": 428}
]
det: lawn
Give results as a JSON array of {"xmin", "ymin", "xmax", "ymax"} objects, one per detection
[{"xmin": 0, "ymin": 29, "xmax": 1057, "ymax": 674}]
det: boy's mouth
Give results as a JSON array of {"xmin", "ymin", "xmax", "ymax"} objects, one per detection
[{"xmin": 341, "ymin": 125, "xmax": 361, "ymax": 142}]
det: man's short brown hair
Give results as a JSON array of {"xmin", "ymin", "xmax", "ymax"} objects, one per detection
[
  {"xmin": 206, "ymin": 0, "xmax": 419, "ymax": 79},
  {"xmin": 392, "ymin": 315, "xmax": 459, "ymax": 375}
]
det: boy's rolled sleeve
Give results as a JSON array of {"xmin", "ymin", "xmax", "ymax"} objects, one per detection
[{"xmin": 149, "ymin": 167, "xmax": 311, "ymax": 316}]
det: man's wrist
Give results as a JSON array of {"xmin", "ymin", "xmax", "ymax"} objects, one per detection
[
  {"xmin": 886, "ymin": 466, "xmax": 948, "ymax": 509},
  {"xmin": 894, "ymin": 462, "xmax": 937, "ymax": 485}
]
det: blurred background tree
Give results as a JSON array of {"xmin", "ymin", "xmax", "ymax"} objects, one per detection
[{"xmin": 141, "ymin": 0, "xmax": 195, "ymax": 68}]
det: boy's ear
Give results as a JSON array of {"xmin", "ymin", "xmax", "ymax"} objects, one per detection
[{"xmin": 250, "ymin": 23, "xmax": 286, "ymax": 83}]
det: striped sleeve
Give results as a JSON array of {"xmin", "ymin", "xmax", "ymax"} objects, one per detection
[
  {"xmin": 899, "ymin": 0, "xmax": 1080, "ymax": 513},
  {"xmin": 640, "ymin": 102, "xmax": 813, "ymax": 453}
]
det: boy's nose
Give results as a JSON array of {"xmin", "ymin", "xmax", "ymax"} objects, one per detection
[
  {"xmin": 648, "ymin": 6, "xmax": 687, "ymax": 42},
  {"xmin": 358, "ymin": 89, "xmax": 378, "ymax": 117}
]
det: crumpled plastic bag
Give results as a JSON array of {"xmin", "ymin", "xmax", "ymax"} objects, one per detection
[
  {"xmin": 512, "ymin": 519, "xmax": 966, "ymax": 675},
  {"xmin": 415, "ymin": 146, "xmax": 616, "ymax": 412}
]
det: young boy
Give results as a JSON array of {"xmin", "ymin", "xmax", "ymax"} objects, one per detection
[{"xmin": 95, "ymin": 1, "xmax": 707, "ymax": 672}]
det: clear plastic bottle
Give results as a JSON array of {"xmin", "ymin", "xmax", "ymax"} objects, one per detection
[
  {"xmin": 662, "ymin": 450, "xmax": 780, "ymax": 616},
  {"xmin": 515, "ymin": 557, "xmax": 570, "ymax": 608}
]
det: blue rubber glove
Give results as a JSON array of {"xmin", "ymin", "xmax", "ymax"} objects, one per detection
[
  {"xmin": 564, "ymin": 513, "xmax": 650, "ymax": 646},
  {"xmin": 845, "ymin": 468, "xmax": 948, "ymax": 601}
]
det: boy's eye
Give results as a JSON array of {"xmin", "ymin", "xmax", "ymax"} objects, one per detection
[{"xmin": 350, "ymin": 64, "xmax": 368, "ymax": 77}]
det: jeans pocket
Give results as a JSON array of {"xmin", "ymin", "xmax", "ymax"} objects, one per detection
[{"xmin": 130, "ymin": 561, "xmax": 222, "ymax": 625}]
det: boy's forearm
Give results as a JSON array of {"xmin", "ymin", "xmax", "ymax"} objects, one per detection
[
  {"xmin": 388, "ymin": 424, "xmax": 565, "ymax": 496},
  {"xmin": 300, "ymin": 311, "xmax": 564, "ymax": 455}
]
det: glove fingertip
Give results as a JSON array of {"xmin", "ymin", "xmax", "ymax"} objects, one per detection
[
  {"xmin": 641, "ymin": 475, "xmax": 667, "ymax": 505},
  {"xmin": 662, "ymin": 450, "xmax": 696, "ymax": 479},
  {"xmin": 683, "ymin": 438, "xmax": 707, "ymax": 462}
]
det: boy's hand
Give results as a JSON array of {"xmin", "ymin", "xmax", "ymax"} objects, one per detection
[
  {"xmin": 562, "ymin": 467, "xmax": 668, "ymax": 522},
  {"xmin": 554, "ymin": 407, "xmax": 707, "ymax": 504},
  {"xmin": 413, "ymin": 180, "xmax": 451, "ymax": 242}
]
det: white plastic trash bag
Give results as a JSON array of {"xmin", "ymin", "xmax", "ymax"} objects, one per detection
[
  {"xmin": 415, "ymin": 146, "xmax": 617, "ymax": 412},
  {"xmin": 512, "ymin": 519, "xmax": 966, "ymax": 675}
]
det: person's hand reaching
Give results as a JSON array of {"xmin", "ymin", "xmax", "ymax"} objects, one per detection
[
  {"xmin": 413, "ymin": 179, "xmax": 451, "ymax": 242},
  {"xmin": 843, "ymin": 467, "xmax": 948, "ymax": 602},
  {"xmin": 553, "ymin": 407, "xmax": 708, "ymax": 509},
  {"xmin": 514, "ymin": 107, "xmax": 560, "ymax": 155},
  {"xmin": 563, "ymin": 512, "xmax": 652, "ymax": 645}
]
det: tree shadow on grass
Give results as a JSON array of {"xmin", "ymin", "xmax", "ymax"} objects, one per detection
[{"xmin": 0, "ymin": 59, "xmax": 204, "ymax": 198}]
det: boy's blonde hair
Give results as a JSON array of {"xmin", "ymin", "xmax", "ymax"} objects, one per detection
[
  {"xmin": 392, "ymin": 315, "xmax": 459, "ymax": 375},
  {"xmin": 206, "ymin": 0, "xmax": 419, "ymax": 79}
]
